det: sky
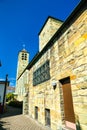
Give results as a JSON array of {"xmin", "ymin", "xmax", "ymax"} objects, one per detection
[{"xmin": 0, "ymin": 0, "xmax": 81, "ymax": 87}]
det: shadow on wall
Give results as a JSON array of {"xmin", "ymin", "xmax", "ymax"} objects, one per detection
[{"xmin": 0, "ymin": 104, "xmax": 22, "ymax": 118}]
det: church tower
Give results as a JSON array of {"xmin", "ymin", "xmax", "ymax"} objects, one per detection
[
  {"xmin": 15, "ymin": 46, "xmax": 29, "ymax": 100},
  {"xmin": 16, "ymin": 46, "xmax": 29, "ymax": 80}
]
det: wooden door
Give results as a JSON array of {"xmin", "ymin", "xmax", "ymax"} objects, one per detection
[{"xmin": 62, "ymin": 83, "xmax": 76, "ymax": 129}]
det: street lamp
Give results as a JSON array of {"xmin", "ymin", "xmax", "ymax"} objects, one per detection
[{"xmin": 2, "ymin": 74, "xmax": 8, "ymax": 113}]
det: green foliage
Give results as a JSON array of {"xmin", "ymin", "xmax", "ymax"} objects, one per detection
[
  {"xmin": 6, "ymin": 93, "xmax": 14, "ymax": 102},
  {"xmin": 8, "ymin": 100, "xmax": 23, "ymax": 108},
  {"xmin": 6, "ymin": 93, "xmax": 23, "ymax": 108},
  {"xmin": 76, "ymin": 121, "xmax": 82, "ymax": 130}
]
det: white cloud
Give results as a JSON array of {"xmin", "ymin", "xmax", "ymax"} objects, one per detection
[
  {"xmin": 0, "ymin": 78, "xmax": 5, "ymax": 81},
  {"xmin": 0, "ymin": 77, "xmax": 16, "ymax": 87}
]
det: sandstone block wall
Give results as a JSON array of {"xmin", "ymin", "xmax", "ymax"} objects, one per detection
[
  {"xmin": 39, "ymin": 17, "xmax": 62, "ymax": 52},
  {"xmin": 28, "ymin": 4, "xmax": 87, "ymax": 130},
  {"xmin": 16, "ymin": 51, "xmax": 29, "ymax": 79},
  {"xmin": 16, "ymin": 70, "xmax": 29, "ymax": 101}
]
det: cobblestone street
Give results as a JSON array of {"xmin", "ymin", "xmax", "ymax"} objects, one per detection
[{"xmin": 0, "ymin": 106, "xmax": 49, "ymax": 130}]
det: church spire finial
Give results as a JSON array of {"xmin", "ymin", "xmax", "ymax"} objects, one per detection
[
  {"xmin": 23, "ymin": 44, "xmax": 25, "ymax": 50},
  {"xmin": 21, "ymin": 43, "xmax": 27, "ymax": 52}
]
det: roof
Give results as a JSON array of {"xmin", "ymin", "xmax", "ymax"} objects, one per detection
[
  {"xmin": 18, "ymin": 48, "xmax": 29, "ymax": 56},
  {"xmin": 17, "ymin": 0, "xmax": 87, "ymax": 78},
  {"xmin": 27, "ymin": 0, "xmax": 86, "ymax": 69},
  {"xmin": 7, "ymin": 86, "xmax": 15, "ymax": 91},
  {"xmin": 21, "ymin": 49, "xmax": 27, "ymax": 53},
  {"xmin": 0, "ymin": 81, "xmax": 9, "ymax": 85}
]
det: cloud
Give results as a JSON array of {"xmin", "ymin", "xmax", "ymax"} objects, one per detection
[
  {"xmin": 0, "ymin": 78, "xmax": 5, "ymax": 81},
  {"xmin": 0, "ymin": 77, "xmax": 16, "ymax": 86}
]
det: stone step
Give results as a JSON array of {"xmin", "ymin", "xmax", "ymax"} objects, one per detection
[
  {"xmin": 62, "ymin": 128, "xmax": 75, "ymax": 130},
  {"xmin": 62, "ymin": 126, "xmax": 75, "ymax": 130}
]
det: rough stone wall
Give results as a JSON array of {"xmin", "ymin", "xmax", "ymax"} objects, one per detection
[
  {"xmin": 39, "ymin": 17, "xmax": 62, "ymax": 52},
  {"xmin": 28, "ymin": 42, "xmax": 63, "ymax": 129},
  {"xmin": 15, "ymin": 50, "xmax": 29, "ymax": 100},
  {"xmin": 57, "ymin": 9, "xmax": 87, "ymax": 130},
  {"xmin": 16, "ymin": 70, "xmax": 28, "ymax": 101},
  {"xmin": 16, "ymin": 51, "xmax": 29, "ymax": 79},
  {"xmin": 28, "ymin": 49, "xmax": 51, "ymax": 125},
  {"xmin": 28, "ymin": 4, "xmax": 87, "ymax": 130}
]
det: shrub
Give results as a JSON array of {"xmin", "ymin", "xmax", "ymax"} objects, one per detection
[
  {"xmin": 6, "ymin": 93, "xmax": 14, "ymax": 102},
  {"xmin": 8, "ymin": 100, "xmax": 23, "ymax": 108}
]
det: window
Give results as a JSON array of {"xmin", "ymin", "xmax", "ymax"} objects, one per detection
[
  {"xmin": 22, "ymin": 53, "xmax": 24, "ymax": 60},
  {"xmin": 25, "ymin": 54, "xmax": 27, "ymax": 60},
  {"xmin": 35, "ymin": 106, "xmax": 38, "ymax": 120},
  {"xmin": 21, "ymin": 53, "xmax": 27, "ymax": 60},
  {"xmin": 33, "ymin": 60, "xmax": 50, "ymax": 86},
  {"xmin": 45, "ymin": 109, "xmax": 51, "ymax": 126}
]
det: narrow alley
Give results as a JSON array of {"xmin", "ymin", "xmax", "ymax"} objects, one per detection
[{"xmin": 0, "ymin": 105, "xmax": 49, "ymax": 130}]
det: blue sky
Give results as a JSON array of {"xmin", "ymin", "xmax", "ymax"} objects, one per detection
[{"xmin": 0, "ymin": 0, "xmax": 80, "ymax": 86}]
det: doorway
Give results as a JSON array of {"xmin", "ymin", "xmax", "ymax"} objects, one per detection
[
  {"xmin": 35, "ymin": 106, "xmax": 38, "ymax": 120},
  {"xmin": 45, "ymin": 109, "xmax": 51, "ymax": 126},
  {"xmin": 60, "ymin": 77, "xmax": 76, "ymax": 129}
]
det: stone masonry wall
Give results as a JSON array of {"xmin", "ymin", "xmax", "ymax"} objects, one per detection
[
  {"xmin": 28, "ymin": 4, "xmax": 87, "ymax": 130},
  {"xmin": 39, "ymin": 17, "xmax": 62, "ymax": 51},
  {"xmin": 57, "ymin": 9, "xmax": 87, "ymax": 130},
  {"xmin": 16, "ymin": 70, "xmax": 28, "ymax": 101},
  {"xmin": 16, "ymin": 51, "xmax": 29, "ymax": 79}
]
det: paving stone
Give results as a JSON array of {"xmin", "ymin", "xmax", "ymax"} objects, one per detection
[{"xmin": 0, "ymin": 106, "xmax": 49, "ymax": 130}]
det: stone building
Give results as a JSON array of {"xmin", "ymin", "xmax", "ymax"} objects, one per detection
[
  {"xmin": 16, "ymin": 0, "xmax": 87, "ymax": 129},
  {"xmin": 15, "ymin": 48, "xmax": 29, "ymax": 101},
  {"xmin": 0, "ymin": 75, "xmax": 9, "ymax": 113},
  {"xmin": 7, "ymin": 86, "xmax": 15, "ymax": 94}
]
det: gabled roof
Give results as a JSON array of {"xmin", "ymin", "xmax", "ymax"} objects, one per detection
[
  {"xmin": 21, "ymin": 49, "xmax": 27, "ymax": 53},
  {"xmin": 18, "ymin": 0, "xmax": 87, "ymax": 78},
  {"xmin": 27, "ymin": 0, "xmax": 86, "ymax": 69}
]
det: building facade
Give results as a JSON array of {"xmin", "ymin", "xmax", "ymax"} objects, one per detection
[
  {"xmin": 16, "ymin": 0, "xmax": 87, "ymax": 129},
  {"xmin": 0, "ymin": 75, "xmax": 9, "ymax": 113},
  {"xmin": 7, "ymin": 86, "xmax": 15, "ymax": 94}
]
